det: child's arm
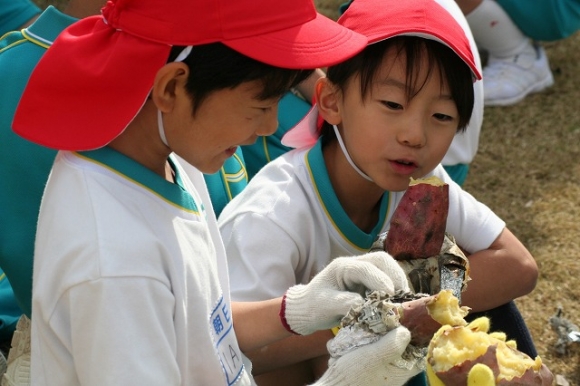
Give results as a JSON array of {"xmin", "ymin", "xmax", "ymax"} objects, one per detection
[
  {"xmin": 460, "ymin": 227, "xmax": 538, "ymax": 312},
  {"xmin": 242, "ymin": 330, "xmax": 332, "ymax": 375},
  {"xmin": 231, "ymin": 297, "xmax": 293, "ymax": 352},
  {"xmin": 232, "ymin": 251, "xmax": 409, "ymax": 352}
]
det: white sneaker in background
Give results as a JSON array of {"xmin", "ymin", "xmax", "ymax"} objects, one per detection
[
  {"xmin": 1, "ymin": 316, "xmax": 30, "ymax": 386},
  {"xmin": 483, "ymin": 43, "xmax": 554, "ymax": 106}
]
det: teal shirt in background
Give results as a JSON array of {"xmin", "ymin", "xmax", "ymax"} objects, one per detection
[
  {"xmin": 497, "ymin": 0, "xmax": 580, "ymax": 41},
  {"xmin": 0, "ymin": 271, "xmax": 20, "ymax": 341},
  {"xmin": 204, "ymin": 148, "xmax": 248, "ymax": 217},
  {"xmin": 0, "ymin": 5, "xmax": 77, "ymax": 322},
  {"xmin": 443, "ymin": 164, "xmax": 469, "ymax": 187},
  {"xmin": 243, "ymin": 91, "xmax": 312, "ymax": 179},
  {"xmin": 0, "ymin": 0, "xmax": 40, "ymax": 36}
]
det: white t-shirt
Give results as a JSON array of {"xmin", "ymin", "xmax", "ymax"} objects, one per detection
[
  {"xmin": 219, "ymin": 141, "xmax": 505, "ymax": 302},
  {"xmin": 31, "ymin": 148, "xmax": 254, "ymax": 386}
]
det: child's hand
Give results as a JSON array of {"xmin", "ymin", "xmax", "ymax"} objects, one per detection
[
  {"xmin": 313, "ymin": 325, "xmax": 421, "ymax": 386},
  {"xmin": 399, "ymin": 296, "xmax": 442, "ymax": 347},
  {"xmin": 281, "ymin": 251, "xmax": 409, "ymax": 335}
]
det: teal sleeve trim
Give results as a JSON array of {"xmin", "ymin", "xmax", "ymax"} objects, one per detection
[{"xmin": 443, "ymin": 164, "xmax": 469, "ymax": 187}]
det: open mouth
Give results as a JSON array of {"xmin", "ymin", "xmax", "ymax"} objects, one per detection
[{"xmin": 395, "ymin": 159, "xmax": 416, "ymax": 167}]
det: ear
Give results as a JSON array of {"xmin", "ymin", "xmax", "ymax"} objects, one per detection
[
  {"xmin": 151, "ymin": 62, "xmax": 190, "ymax": 113},
  {"xmin": 315, "ymin": 77, "xmax": 342, "ymax": 125}
]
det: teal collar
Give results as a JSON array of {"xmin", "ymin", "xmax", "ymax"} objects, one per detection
[
  {"xmin": 77, "ymin": 147, "xmax": 200, "ymax": 213},
  {"xmin": 24, "ymin": 6, "xmax": 78, "ymax": 47},
  {"xmin": 305, "ymin": 139, "xmax": 390, "ymax": 250}
]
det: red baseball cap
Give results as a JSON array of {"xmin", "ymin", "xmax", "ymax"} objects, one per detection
[
  {"xmin": 13, "ymin": 0, "xmax": 368, "ymax": 151},
  {"xmin": 282, "ymin": 0, "xmax": 482, "ymax": 149}
]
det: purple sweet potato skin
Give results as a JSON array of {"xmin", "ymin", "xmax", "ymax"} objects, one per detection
[
  {"xmin": 385, "ymin": 182, "xmax": 449, "ymax": 260},
  {"xmin": 496, "ymin": 364, "xmax": 554, "ymax": 385},
  {"xmin": 432, "ymin": 345, "xmax": 554, "ymax": 385},
  {"xmin": 432, "ymin": 345, "xmax": 500, "ymax": 384}
]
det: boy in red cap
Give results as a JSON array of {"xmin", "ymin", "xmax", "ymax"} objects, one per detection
[
  {"xmin": 218, "ymin": 0, "xmax": 547, "ymax": 384},
  {"xmin": 12, "ymin": 0, "xmax": 422, "ymax": 384}
]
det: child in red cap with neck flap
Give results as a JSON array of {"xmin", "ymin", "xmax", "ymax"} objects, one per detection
[
  {"xmin": 218, "ymin": 0, "xmax": 544, "ymax": 384},
  {"xmin": 12, "ymin": 0, "xmax": 421, "ymax": 385}
]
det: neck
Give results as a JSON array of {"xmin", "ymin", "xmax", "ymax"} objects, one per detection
[
  {"xmin": 108, "ymin": 101, "xmax": 172, "ymax": 181},
  {"xmin": 323, "ymin": 141, "xmax": 384, "ymax": 233}
]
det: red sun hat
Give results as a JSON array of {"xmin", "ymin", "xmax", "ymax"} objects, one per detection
[
  {"xmin": 338, "ymin": 0, "xmax": 481, "ymax": 80},
  {"xmin": 282, "ymin": 0, "xmax": 481, "ymax": 149},
  {"xmin": 13, "ymin": 0, "xmax": 368, "ymax": 151}
]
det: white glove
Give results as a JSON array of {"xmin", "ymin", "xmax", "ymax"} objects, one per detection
[
  {"xmin": 312, "ymin": 326, "xmax": 422, "ymax": 386},
  {"xmin": 281, "ymin": 251, "xmax": 410, "ymax": 335}
]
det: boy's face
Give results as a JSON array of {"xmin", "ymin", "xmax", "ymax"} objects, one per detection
[
  {"xmin": 167, "ymin": 80, "xmax": 280, "ymax": 174},
  {"xmin": 331, "ymin": 46, "xmax": 459, "ymax": 192}
]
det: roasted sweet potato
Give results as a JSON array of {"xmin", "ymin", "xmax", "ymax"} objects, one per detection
[
  {"xmin": 400, "ymin": 289, "xmax": 470, "ymax": 347},
  {"xmin": 385, "ymin": 176, "xmax": 449, "ymax": 260},
  {"xmin": 426, "ymin": 317, "xmax": 554, "ymax": 385}
]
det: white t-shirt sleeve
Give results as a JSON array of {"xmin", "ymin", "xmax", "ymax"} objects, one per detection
[
  {"xmin": 221, "ymin": 212, "xmax": 302, "ymax": 301},
  {"xmin": 434, "ymin": 166, "xmax": 506, "ymax": 252}
]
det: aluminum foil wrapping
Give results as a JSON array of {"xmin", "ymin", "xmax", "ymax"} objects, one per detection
[{"xmin": 327, "ymin": 290, "xmax": 428, "ymax": 370}]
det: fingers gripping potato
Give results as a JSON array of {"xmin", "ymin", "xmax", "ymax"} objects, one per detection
[{"xmin": 400, "ymin": 289, "xmax": 470, "ymax": 347}]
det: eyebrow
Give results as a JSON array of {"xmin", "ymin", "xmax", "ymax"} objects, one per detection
[{"xmin": 377, "ymin": 78, "xmax": 454, "ymax": 100}]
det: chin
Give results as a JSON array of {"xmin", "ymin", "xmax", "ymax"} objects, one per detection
[
  {"xmin": 178, "ymin": 157, "xmax": 221, "ymax": 175},
  {"xmin": 201, "ymin": 165, "xmax": 222, "ymax": 175}
]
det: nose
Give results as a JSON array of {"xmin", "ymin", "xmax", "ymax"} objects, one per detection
[
  {"xmin": 255, "ymin": 107, "xmax": 279, "ymax": 137},
  {"xmin": 397, "ymin": 116, "xmax": 427, "ymax": 148}
]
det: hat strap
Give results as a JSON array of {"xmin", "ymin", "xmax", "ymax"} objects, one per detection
[
  {"xmin": 174, "ymin": 46, "xmax": 193, "ymax": 62},
  {"xmin": 155, "ymin": 46, "xmax": 193, "ymax": 149},
  {"xmin": 332, "ymin": 125, "xmax": 373, "ymax": 182},
  {"xmin": 158, "ymin": 110, "xmax": 169, "ymax": 147}
]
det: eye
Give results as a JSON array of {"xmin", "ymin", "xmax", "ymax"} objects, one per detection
[
  {"xmin": 433, "ymin": 113, "xmax": 454, "ymax": 122},
  {"xmin": 255, "ymin": 97, "xmax": 281, "ymax": 113},
  {"xmin": 382, "ymin": 101, "xmax": 403, "ymax": 110}
]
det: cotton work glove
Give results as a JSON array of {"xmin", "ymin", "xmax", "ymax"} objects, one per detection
[
  {"xmin": 312, "ymin": 325, "xmax": 421, "ymax": 386},
  {"xmin": 281, "ymin": 251, "xmax": 410, "ymax": 335}
]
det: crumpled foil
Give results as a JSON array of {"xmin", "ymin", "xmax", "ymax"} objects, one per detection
[
  {"xmin": 327, "ymin": 290, "xmax": 428, "ymax": 370},
  {"xmin": 372, "ymin": 232, "xmax": 470, "ymax": 300}
]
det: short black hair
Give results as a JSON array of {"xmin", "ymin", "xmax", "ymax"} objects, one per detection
[
  {"xmin": 169, "ymin": 43, "xmax": 314, "ymax": 114},
  {"xmin": 321, "ymin": 35, "xmax": 474, "ymax": 139}
]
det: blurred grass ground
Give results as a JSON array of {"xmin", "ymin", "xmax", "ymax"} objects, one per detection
[
  {"xmin": 36, "ymin": 0, "xmax": 580, "ymax": 383},
  {"xmin": 464, "ymin": 33, "xmax": 580, "ymax": 384}
]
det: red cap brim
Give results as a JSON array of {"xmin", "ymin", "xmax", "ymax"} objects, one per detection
[
  {"xmin": 13, "ymin": 16, "xmax": 171, "ymax": 150},
  {"xmin": 225, "ymin": 13, "xmax": 367, "ymax": 69}
]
